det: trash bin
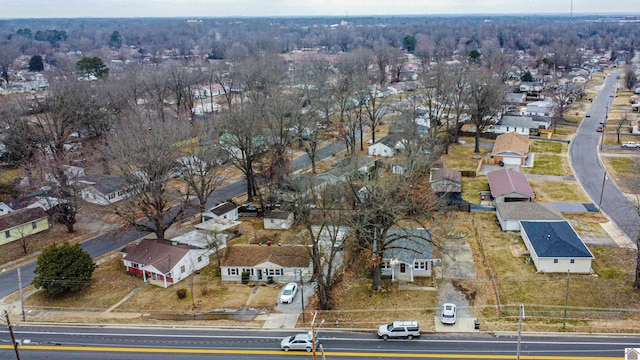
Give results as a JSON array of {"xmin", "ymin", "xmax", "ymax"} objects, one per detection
[{"xmin": 474, "ymin": 319, "xmax": 480, "ymax": 330}]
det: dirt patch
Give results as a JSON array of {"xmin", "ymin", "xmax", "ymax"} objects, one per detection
[{"xmin": 509, "ymin": 244, "xmax": 529, "ymax": 257}]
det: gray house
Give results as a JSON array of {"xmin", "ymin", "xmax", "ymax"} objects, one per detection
[
  {"xmin": 381, "ymin": 228, "xmax": 433, "ymax": 282},
  {"xmin": 496, "ymin": 202, "xmax": 563, "ymax": 231}
]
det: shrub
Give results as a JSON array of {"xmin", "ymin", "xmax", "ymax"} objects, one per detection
[{"xmin": 176, "ymin": 289, "xmax": 188, "ymax": 299}]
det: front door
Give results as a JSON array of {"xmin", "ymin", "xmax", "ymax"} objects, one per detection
[
  {"xmin": 257, "ymin": 269, "xmax": 263, "ymax": 280},
  {"xmin": 400, "ymin": 263, "xmax": 406, "ymax": 273}
]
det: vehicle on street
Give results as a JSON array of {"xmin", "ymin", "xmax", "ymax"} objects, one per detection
[
  {"xmin": 622, "ymin": 141, "xmax": 640, "ymax": 148},
  {"xmin": 377, "ymin": 320, "xmax": 420, "ymax": 340},
  {"xmin": 279, "ymin": 282, "xmax": 298, "ymax": 304},
  {"xmin": 441, "ymin": 303, "xmax": 457, "ymax": 324},
  {"xmin": 280, "ymin": 333, "xmax": 318, "ymax": 352},
  {"xmin": 596, "ymin": 126, "xmax": 603, "ymax": 132}
]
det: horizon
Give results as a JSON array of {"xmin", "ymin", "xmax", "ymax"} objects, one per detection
[{"xmin": 2, "ymin": 0, "xmax": 639, "ymax": 20}]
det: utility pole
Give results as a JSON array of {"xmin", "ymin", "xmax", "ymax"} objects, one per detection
[
  {"xmin": 18, "ymin": 267, "xmax": 24, "ymax": 322},
  {"xmin": 4, "ymin": 310, "xmax": 21, "ymax": 360},
  {"xmin": 563, "ymin": 270, "xmax": 570, "ymax": 330},
  {"xmin": 516, "ymin": 304, "xmax": 524, "ymax": 360},
  {"xmin": 310, "ymin": 311, "xmax": 318, "ymax": 360}
]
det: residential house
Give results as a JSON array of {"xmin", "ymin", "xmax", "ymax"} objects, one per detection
[
  {"xmin": 121, "ymin": 238, "xmax": 210, "ymax": 288},
  {"xmin": 202, "ymin": 202, "xmax": 239, "ymax": 222},
  {"xmin": 194, "ymin": 217, "xmax": 242, "ymax": 248},
  {"xmin": 531, "ymin": 115, "xmax": 552, "ymax": 130},
  {"xmin": 491, "ymin": 132, "xmax": 530, "ymax": 166},
  {"xmin": 264, "ymin": 210, "xmax": 294, "ymax": 230},
  {"xmin": 79, "ymin": 174, "xmax": 132, "ymax": 205},
  {"xmin": 492, "ymin": 116, "xmax": 534, "ymax": 135},
  {"xmin": 520, "ymin": 100, "xmax": 555, "ymax": 117},
  {"xmin": 220, "ymin": 244, "xmax": 312, "ymax": 283},
  {"xmin": 505, "ymin": 92, "xmax": 527, "ymax": 104},
  {"xmin": 519, "ymin": 220, "xmax": 594, "ymax": 274},
  {"xmin": 368, "ymin": 135, "xmax": 404, "ymax": 157},
  {"xmin": 317, "ymin": 156, "xmax": 377, "ymax": 185},
  {"xmin": 487, "ymin": 168, "xmax": 535, "ymax": 203},
  {"xmin": 0, "ymin": 207, "xmax": 49, "ymax": 246},
  {"xmin": 518, "ymin": 81, "xmax": 544, "ymax": 94},
  {"xmin": 309, "ymin": 209, "xmax": 354, "ymax": 251},
  {"xmin": 496, "ymin": 202, "xmax": 563, "ymax": 231},
  {"xmin": 430, "ymin": 167, "xmax": 462, "ymax": 194},
  {"xmin": 381, "ymin": 228, "xmax": 433, "ymax": 282}
]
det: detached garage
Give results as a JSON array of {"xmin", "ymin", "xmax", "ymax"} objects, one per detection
[{"xmin": 519, "ymin": 220, "xmax": 594, "ymax": 274}]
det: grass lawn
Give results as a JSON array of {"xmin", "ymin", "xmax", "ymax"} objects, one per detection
[
  {"xmin": 602, "ymin": 156, "xmax": 639, "ymax": 193},
  {"xmin": 461, "ymin": 177, "xmax": 489, "ymax": 204},
  {"xmin": 522, "ymin": 154, "xmax": 572, "ymax": 176},
  {"xmin": 440, "ymin": 136, "xmax": 490, "ymax": 172},
  {"xmin": 530, "ymin": 140, "xmax": 567, "ymax": 154},
  {"xmin": 528, "ymin": 179, "xmax": 590, "ymax": 203}
]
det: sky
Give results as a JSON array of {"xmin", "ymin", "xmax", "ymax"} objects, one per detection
[{"xmin": 2, "ymin": 0, "xmax": 638, "ymax": 19}]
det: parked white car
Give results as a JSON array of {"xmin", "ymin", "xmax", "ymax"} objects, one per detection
[
  {"xmin": 622, "ymin": 141, "xmax": 640, "ymax": 148},
  {"xmin": 279, "ymin": 282, "xmax": 298, "ymax": 304},
  {"xmin": 440, "ymin": 303, "xmax": 457, "ymax": 324}
]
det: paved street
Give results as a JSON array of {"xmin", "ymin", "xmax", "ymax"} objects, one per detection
[{"xmin": 569, "ymin": 71, "xmax": 640, "ymax": 244}]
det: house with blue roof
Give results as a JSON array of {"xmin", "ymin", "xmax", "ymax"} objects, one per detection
[
  {"xmin": 381, "ymin": 228, "xmax": 433, "ymax": 282},
  {"xmin": 519, "ymin": 220, "xmax": 594, "ymax": 274}
]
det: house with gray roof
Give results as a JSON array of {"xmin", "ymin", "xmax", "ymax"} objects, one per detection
[
  {"xmin": 367, "ymin": 134, "xmax": 404, "ymax": 157},
  {"xmin": 381, "ymin": 228, "xmax": 433, "ymax": 282},
  {"xmin": 496, "ymin": 202, "xmax": 563, "ymax": 231},
  {"xmin": 317, "ymin": 156, "xmax": 376, "ymax": 185},
  {"xmin": 519, "ymin": 220, "xmax": 594, "ymax": 274},
  {"xmin": 492, "ymin": 116, "xmax": 534, "ymax": 136},
  {"xmin": 79, "ymin": 174, "xmax": 132, "ymax": 205}
]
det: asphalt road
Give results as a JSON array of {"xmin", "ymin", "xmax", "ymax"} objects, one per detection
[
  {"xmin": 0, "ymin": 140, "xmax": 347, "ymax": 300},
  {"xmin": 569, "ymin": 71, "xmax": 640, "ymax": 242},
  {"xmin": 1, "ymin": 325, "xmax": 636, "ymax": 359}
]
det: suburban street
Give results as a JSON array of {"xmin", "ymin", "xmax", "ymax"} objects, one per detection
[
  {"xmin": 569, "ymin": 71, "xmax": 640, "ymax": 242},
  {"xmin": 0, "ymin": 140, "xmax": 347, "ymax": 301},
  {"xmin": 0, "ymin": 325, "xmax": 636, "ymax": 359}
]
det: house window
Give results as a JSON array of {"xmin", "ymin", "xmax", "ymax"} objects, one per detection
[
  {"xmin": 270, "ymin": 219, "xmax": 275, "ymax": 223},
  {"xmin": 228, "ymin": 268, "xmax": 239, "ymax": 276},
  {"xmin": 553, "ymin": 259, "xmax": 559, "ymax": 264},
  {"xmin": 131, "ymin": 263, "xmax": 140, "ymax": 269},
  {"xmin": 242, "ymin": 268, "xmax": 254, "ymax": 276},
  {"xmin": 4, "ymin": 230, "xmax": 9, "ymax": 238},
  {"xmin": 414, "ymin": 260, "xmax": 428, "ymax": 270},
  {"xmin": 32, "ymin": 221, "xmax": 37, "ymax": 229},
  {"xmin": 180, "ymin": 265, "xmax": 186, "ymax": 273},
  {"xmin": 108, "ymin": 193, "xmax": 116, "ymax": 200},
  {"xmin": 197, "ymin": 256, "xmax": 202, "ymax": 263},
  {"xmin": 570, "ymin": 259, "xmax": 575, "ymax": 264},
  {"xmin": 381, "ymin": 260, "xmax": 390, "ymax": 269},
  {"xmin": 266, "ymin": 268, "xmax": 283, "ymax": 276}
]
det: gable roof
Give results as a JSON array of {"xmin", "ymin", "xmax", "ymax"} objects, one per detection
[
  {"xmin": 492, "ymin": 132, "xmax": 529, "ymax": 156},
  {"xmin": 0, "ymin": 207, "xmax": 47, "ymax": 231},
  {"xmin": 221, "ymin": 244, "xmax": 311, "ymax": 267},
  {"xmin": 264, "ymin": 210, "xmax": 293, "ymax": 220},
  {"xmin": 497, "ymin": 202, "xmax": 563, "ymax": 221},
  {"xmin": 487, "ymin": 168, "xmax": 535, "ymax": 199},
  {"xmin": 520, "ymin": 220, "xmax": 593, "ymax": 258},
  {"xmin": 79, "ymin": 174, "xmax": 128, "ymax": 195},
  {"xmin": 210, "ymin": 202, "xmax": 237, "ymax": 216},
  {"xmin": 500, "ymin": 116, "xmax": 534, "ymax": 128},
  {"xmin": 122, "ymin": 238, "xmax": 193, "ymax": 273},
  {"xmin": 430, "ymin": 168, "xmax": 462, "ymax": 184},
  {"xmin": 383, "ymin": 228, "xmax": 433, "ymax": 264}
]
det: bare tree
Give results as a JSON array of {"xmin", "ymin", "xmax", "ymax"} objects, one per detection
[
  {"xmin": 467, "ymin": 68, "xmax": 505, "ymax": 153},
  {"xmin": 0, "ymin": 41, "xmax": 20, "ymax": 86},
  {"xmin": 550, "ymin": 82, "xmax": 579, "ymax": 133},
  {"xmin": 625, "ymin": 64, "xmax": 638, "ymax": 91},
  {"xmin": 108, "ymin": 111, "xmax": 189, "ymax": 240}
]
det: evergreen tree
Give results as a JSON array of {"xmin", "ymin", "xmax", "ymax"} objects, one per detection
[
  {"xmin": 28, "ymin": 55, "xmax": 44, "ymax": 72},
  {"xmin": 32, "ymin": 242, "xmax": 96, "ymax": 297}
]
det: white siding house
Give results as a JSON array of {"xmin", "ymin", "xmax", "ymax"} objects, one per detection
[{"xmin": 220, "ymin": 244, "xmax": 312, "ymax": 284}]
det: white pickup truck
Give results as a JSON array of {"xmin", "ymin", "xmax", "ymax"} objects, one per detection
[{"xmin": 621, "ymin": 141, "xmax": 640, "ymax": 148}]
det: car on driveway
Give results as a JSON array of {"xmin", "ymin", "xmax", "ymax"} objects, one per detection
[
  {"xmin": 622, "ymin": 141, "xmax": 640, "ymax": 148},
  {"xmin": 279, "ymin": 282, "xmax": 298, "ymax": 304},
  {"xmin": 280, "ymin": 333, "xmax": 318, "ymax": 352},
  {"xmin": 440, "ymin": 303, "xmax": 457, "ymax": 325}
]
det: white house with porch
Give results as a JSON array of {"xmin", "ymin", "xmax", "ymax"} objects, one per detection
[{"xmin": 381, "ymin": 228, "xmax": 433, "ymax": 282}]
